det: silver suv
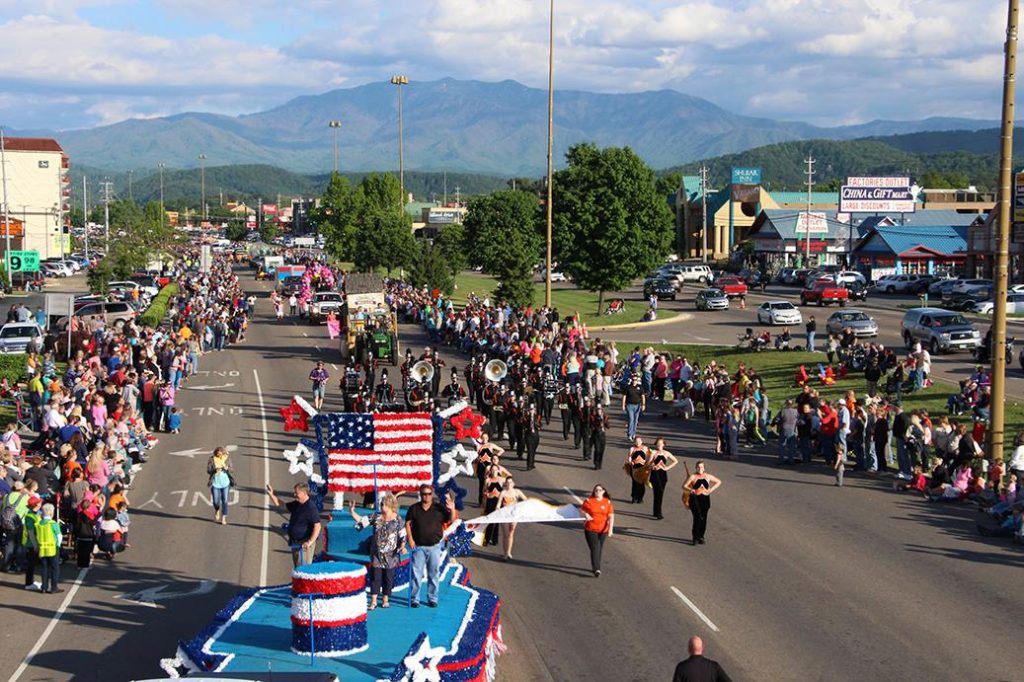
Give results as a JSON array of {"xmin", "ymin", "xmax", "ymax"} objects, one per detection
[
  {"xmin": 677, "ymin": 264, "xmax": 714, "ymax": 284},
  {"xmin": 901, "ymin": 307, "xmax": 980, "ymax": 354}
]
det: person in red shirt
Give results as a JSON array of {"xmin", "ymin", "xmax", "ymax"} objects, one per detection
[{"xmin": 580, "ymin": 484, "xmax": 614, "ymax": 577}]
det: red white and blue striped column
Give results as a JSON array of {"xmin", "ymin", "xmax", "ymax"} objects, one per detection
[{"xmin": 290, "ymin": 561, "xmax": 369, "ymax": 657}]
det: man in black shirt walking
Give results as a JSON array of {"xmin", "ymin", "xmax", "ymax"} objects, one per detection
[{"xmin": 672, "ymin": 636, "xmax": 733, "ymax": 682}]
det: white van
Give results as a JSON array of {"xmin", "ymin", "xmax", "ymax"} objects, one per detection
[{"xmin": 677, "ymin": 264, "xmax": 714, "ymax": 284}]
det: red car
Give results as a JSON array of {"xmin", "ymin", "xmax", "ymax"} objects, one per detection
[
  {"xmin": 800, "ymin": 278, "xmax": 849, "ymax": 306},
  {"xmin": 716, "ymin": 276, "xmax": 748, "ymax": 298}
]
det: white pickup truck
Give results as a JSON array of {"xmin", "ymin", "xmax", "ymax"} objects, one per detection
[{"xmin": 308, "ymin": 291, "xmax": 344, "ymax": 323}]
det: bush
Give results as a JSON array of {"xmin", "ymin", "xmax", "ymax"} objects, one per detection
[
  {"xmin": 0, "ymin": 354, "xmax": 25, "ymax": 385},
  {"xmin": 138, "ymin": 283, "xmax": 179, "ymax": 328}
]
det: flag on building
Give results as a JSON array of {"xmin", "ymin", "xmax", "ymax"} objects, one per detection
[{"xmin": 323, "ymin": 413, "xmax": 434, "ymax": 493}]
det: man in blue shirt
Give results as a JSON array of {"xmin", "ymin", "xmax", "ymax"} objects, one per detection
[{"xmin": 265, "ymin": 482, "xmax": 321, "ymax": 567}]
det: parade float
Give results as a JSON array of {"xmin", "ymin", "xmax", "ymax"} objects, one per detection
[{"xmin": 160, "ymin": 400, "xmax": 504, "ymax": 682}]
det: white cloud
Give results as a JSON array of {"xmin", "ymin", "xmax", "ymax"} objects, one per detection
[{"xmin": 0, "ymin": 0, "xmax": 1013, "ymax": 129}]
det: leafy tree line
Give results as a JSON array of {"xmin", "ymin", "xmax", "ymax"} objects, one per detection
[{"xmin": 86, "ymin": 198, "xmax": 184, "ymax": 294}]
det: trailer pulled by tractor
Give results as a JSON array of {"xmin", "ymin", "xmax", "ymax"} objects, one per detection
[{"xmin": 339, "ymin": 273, "xmax": 399, "ymax": 366}]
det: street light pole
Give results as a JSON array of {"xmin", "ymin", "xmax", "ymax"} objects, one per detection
[
  {"xmin": 544, "ymin": 0, "xmax": 555, "ymax": 308},
  {"xmin": 700, "ymin": 166, "xmax": 709, "ymax": 263},
  {"xmin": 390, "ymin": 75, "xmax": 409, "ymax": 211},
  {"xmin": 803, "ymin": 155, "xmax": 816, "ymax": 264},
  {"xmin": 199, "ymin": 154, "xmax": 208, "ymax": 223},
  {"xmin": 989, "ymin": 0, "xmax": 1019, "ymax": 464},
  {"xmin": 328, "ymin": 120, "xmax": 342, "ymax": 174},
  {"xmin": 159, "ymin": 163, "xmax": 166, "ymax": 230},
  {"xmin": 0, "ymin": 128, "xmax": 11, "ymax": 290}
]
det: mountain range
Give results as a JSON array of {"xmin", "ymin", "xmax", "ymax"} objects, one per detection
[{"xmin": 19, "ymin": 78, "xmax": 998, "ymax": 176}]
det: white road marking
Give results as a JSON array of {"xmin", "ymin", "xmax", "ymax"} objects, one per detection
[
  {"xmin": 562, "ymin": 486, "xmax": 583, "ymax": 505},
  {"xmin": 331, "ymin": 364, "xmax": 339, "ymax": 370},
  {"xmin": 186, "ymin": 383, "xmax": 235, "ymax": 391},
  {"xmin": 302, "ymin": 332, "xmax": 308, "ymax": 337},
  {"xmin": 670, "ymin": 586, "xmax": 720, "ymax": 632},
  {"xmin": 116, "ymin": 579, "xmax": 217, "ymax": 608},
  {"xmin": 315, "ymin": 346, "xmax": 321, "ymax": 353},
  {"xmin": 8, "ymin": 568, "xmax": 90, "ymax": 682},
  {"xmin": 254, "ymin": 369, "xmax": 271, "ymax": 587}
]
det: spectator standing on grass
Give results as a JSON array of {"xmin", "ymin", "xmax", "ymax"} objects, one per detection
[{"xmin": 805, "ymin": 316, "xmax": 817, "ymax": 352}]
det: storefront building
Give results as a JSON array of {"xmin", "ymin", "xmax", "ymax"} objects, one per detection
[
  {"xmin": 745, "ymin": 209, "xmax": 856, "ymax": 268},
  {"xmin": 851, "ymin": 224, "xmax": 968, "ymax": 280}
]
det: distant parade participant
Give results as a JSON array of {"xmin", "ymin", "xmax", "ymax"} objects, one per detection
[
  {"xmin": 498, "ymin": 477, "xmax": 528, "ymax": 560},
  {"xmin": 308, "ymin": 361, "xmax": 329, "ymax": 411},
  {"xmin": 475, "ymin": 433, "xmax": 505, "ymax": 506},
  {"xmin": 523, "ymin": 403, "xmax": 543, "ymax": 470},
  {"xmin": 682, "ymin": 461, "xmax": 722, "ymax": 545},
  {"xmin": 493, "ymin": 385, "xmax": 510, "ymax": 441},
  {"xmin": 579, "ymin": 395, "xmax": 595, "ymax": 461},
  {"xmin": 441, "ymin": 368, "xmax": 467, "ymax": 407},
  {"xmin": 541, "ymin": 366, "xmax": 558, "ymax": 425},
  {"xmin": 557, "ymin": 381, "xmax": 573, "ymax": 440},
  {"xmin": 374, "ymin": 368, "xmax": 396, "ymax": 409},
  {"xmin": 590, "ymin": 404, "xmax": 610, "ymax": 470},
  {"xmin": 570, "ymin": 384, "xmax": 585, "ymax": 449},
  {"xmin": 648, "ymin": 437, "xmax": 679, "ymax": 520}
]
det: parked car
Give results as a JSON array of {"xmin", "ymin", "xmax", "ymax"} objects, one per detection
[
  {"xmin": 0, "ymin": 322, "xmax": 43, "ymax": 354},
  {"xmin": 793, "ymin": 269, "xmax": 814, "ymax": 286},
  {"xmin": 775, "ymin": 268, "xmax": 796, "ymax": 284},
  {"xmin": 756, "ymin": 300, "xmax": 802, "ymax": 326},
  {"xmin": 826, "ymin": 309, "xmax": 878, "ymax": 337},
  {"xmin": 834, "ymin": 270, "xmax": 867, "ymax": 286},
  {"xmin": 944, "ymin": 284, "xmax": 993, "ymax": 311},
  {"xmin": 738, "ymin": 269, "xmax": 766, "ymax": 287},
  {"xmin": 873, "ymin": 274, "xmax": 923, "ymax": 294},
  {"xmin": 800, "ymin": 279, "xmax": 849, "ymax": 306},
  {"xmin": 950, "ymin": 278, "xmax": 992, "ymax": 295},
  {"xmin": 676, "ymin": 264, "xmax": 715, "ymax": 285},
  {"xmin": 971, "ymin": 292, "xmax": 1024, "ymax": 315},
  {"xmin": 845, "ymin": 280, "xmax": 868, "ymax": 302},
  {"xmin": 900, "ymin": 307, "xmax": 981, "ymax": 354},
  {"xmin": 715, "ymin": 276, "xmax": 748, "ymax": 298},
  {"xmin": 643, "ymin": 278, "xmax": 677, "ymax": 300},
  {"xmin": 39, "ymin": 263, "xmax": 64, "ymax": 278},
  {"xmin": 929, "ymin": 278, "xmax": 959, "ymax": 296},
  {"xmin": 56, "ymin": 300, "xmax": 138, "ymax": 331},
  {"xmin": 909, "ymin": 274, "xmax": 938, "ymax": 294},
  {"xmin": 695, "ymin": 288, "xmax": 729, "ymax": 311}
]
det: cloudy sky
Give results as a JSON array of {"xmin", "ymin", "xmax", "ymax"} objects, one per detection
[{"xmin": 0, "ymin": 0, "xmax": 1011, "ymax": 131}]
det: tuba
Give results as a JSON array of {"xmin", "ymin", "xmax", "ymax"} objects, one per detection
[
  {"xmin": 411, "ymin": 360, "xmax": 435, "ymax": 384},
  {"xmin": 484, "ymin": 359, "xmax": 508, "ymax": 383}
]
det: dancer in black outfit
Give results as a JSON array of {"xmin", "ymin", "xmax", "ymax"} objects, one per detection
[
  {"xmin": 624, "ymin": 436, "xmax": 650, "ymax": 504},
  {"xmin": 591, "ymin": 405, "xmax": 610, "ymax": 470},
  {"xmin": 475, "ymin": 434, "xmax": 504, "ymax": 507},
  {"xmin": 648, "ymin": 438, "xmax": 679, "ymax": 520},
  {"xmin": 482, "ymin": 465, "xmax": 505, "ymax": 546},
  {"xmin": 682, "ymin": 460, "xmax": 722, "ymax": 545}
]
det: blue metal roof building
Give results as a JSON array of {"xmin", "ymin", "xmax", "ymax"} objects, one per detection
[{"xmin": 852, "ymin": 224, "xmax": 968, "ymax": 276}]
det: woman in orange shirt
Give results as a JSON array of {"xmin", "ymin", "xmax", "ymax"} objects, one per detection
[{"xmin": 580, "ymin": 484, "xmax": 614, "ymax": 577}]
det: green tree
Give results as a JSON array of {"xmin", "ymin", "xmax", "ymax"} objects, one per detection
[
  {"xmin": 435, "ymin": 223, "xmax": 468, "ymax": 275},
  {"xmin": 463, "ymin": 190, "xmax": 541, "ymax": 306},
  {"xmin": 67, "ymin": 207, "xmax": 85, "ymax": 227},
  {"xmin": 259, "ymin": 220, "xmax": 279, "ymax": 244},
  {"xmin": 353, "ymin": 209, "xmax": 416, "ymax": 274},
  {"xmin": 552, "ymin": 143, "xmax": 674, "ymax": 314},
  {"xmin": 357, "ymin": 172, "xmax": 403, "ymax": 213},
  {"xmin": 226, "ymin": 221, "xmax": 248, "ymax": 242},
  {"xmin": 87, "ymin": 258, "xmax": 113, "ymax": 294},
  {"xmin": 408, "ymin": 239, "xmax": 455, "ymax": 294},
  {"xmin": 655, "ymin": 172, "xmax": 682, "ymax": 197},
  {"xmin": 312, "ymin": 173, "xmax": 359, "ymax": 259}
]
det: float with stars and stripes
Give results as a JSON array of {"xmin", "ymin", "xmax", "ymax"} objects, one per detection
[{"xmin": 159, "ymin": 399, "xmax": 505, "ymax": 682}]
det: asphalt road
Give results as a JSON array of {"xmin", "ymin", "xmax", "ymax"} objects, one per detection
[{"xmin": 2, "ymin": 271, "xmax": 1021, "ymax": 682}]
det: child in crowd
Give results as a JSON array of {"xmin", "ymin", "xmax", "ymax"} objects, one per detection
[
  {"xmin": 168, "ymin": 407, "xmax": 182, "ymax": 434},
  {"xmin": 894, "ymin": 464, "xmax": 928, "ymax": 496}
]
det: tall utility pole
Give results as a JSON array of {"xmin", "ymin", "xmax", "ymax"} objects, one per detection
[
  {"xmin": 544, "ymin": 0, "xmax": 555, "ymax": 308},
  {"xmin": 0, "ymin": 128, "xmax": 11, "ymax": 289},
  {"xmin": 101, "ymin": 178, "xmax": 112, "ymax": 248},
  {"xmin": 199, "ymin": 154, "xmax": 208, "ymax": 222},
  {"xmin": 159, "ymin": 163, "xmax": 166, "ymax": 230},
  {"xmin": 127, "ymin": 169, "xmax": 133, "ymax": 202},
  {"xmin": 390, "ymin": 75, "xmax": 409, "ymax": 210},
  {"xmin": 82, "ymin": 175, "xmax": 89, "ymax": 259},
  {"xmin": 700, "ymin": 166, "xmax": 709, "ymax": 263},
  {"xmin": 989, "ymin": 0, "xmax": 1019, "ymax": 464},
  {"xmin": 328, "ymin": 120, "xmax": 342, "ymax": 173},
  {"xmin": 803, "ymin": 155, "xmax": 816, "ymax": 262}
]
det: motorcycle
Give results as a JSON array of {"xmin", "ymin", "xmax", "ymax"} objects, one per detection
[{"xmin": 974, "ymin": 336, "xmax": 1014, "ymax": 365}]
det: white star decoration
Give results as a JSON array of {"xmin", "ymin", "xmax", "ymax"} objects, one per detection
[
  {"xmin": 284, "ymin": 443, "xmax": 314, "ymax": 476},
  {"xmin": 401, "ymin": 635, "xmax": 446, "ymax": 682},
  {"xmin": 292, "ymin": 395, "xmax": 318, "ymax": 417},
  {"xmin": 437, "ymin": 443, "xmax": 477, "ymax": 485}
]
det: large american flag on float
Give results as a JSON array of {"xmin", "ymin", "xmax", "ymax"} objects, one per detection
[{"xmin": 323, "ymin": 412, "xmax": 434, "ymax": 493}]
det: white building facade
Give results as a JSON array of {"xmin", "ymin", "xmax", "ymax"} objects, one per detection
[{"xmin": 1, "ymin": 137, "xmax": 69, "ymax": 259}]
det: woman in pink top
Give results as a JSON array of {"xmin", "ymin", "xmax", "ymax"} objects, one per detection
[{"xmin": 86, "ymin": 445, "xmax": 111, "ymax": 488}]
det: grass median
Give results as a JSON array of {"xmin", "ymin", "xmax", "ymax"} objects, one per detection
[
  {"xmin": 451, "ymin": 271, "xmax": 669, "ymax": 328},
  {"xmin": 649, "ymin": 343, "xmax": 1024, "ymax": 434}
]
